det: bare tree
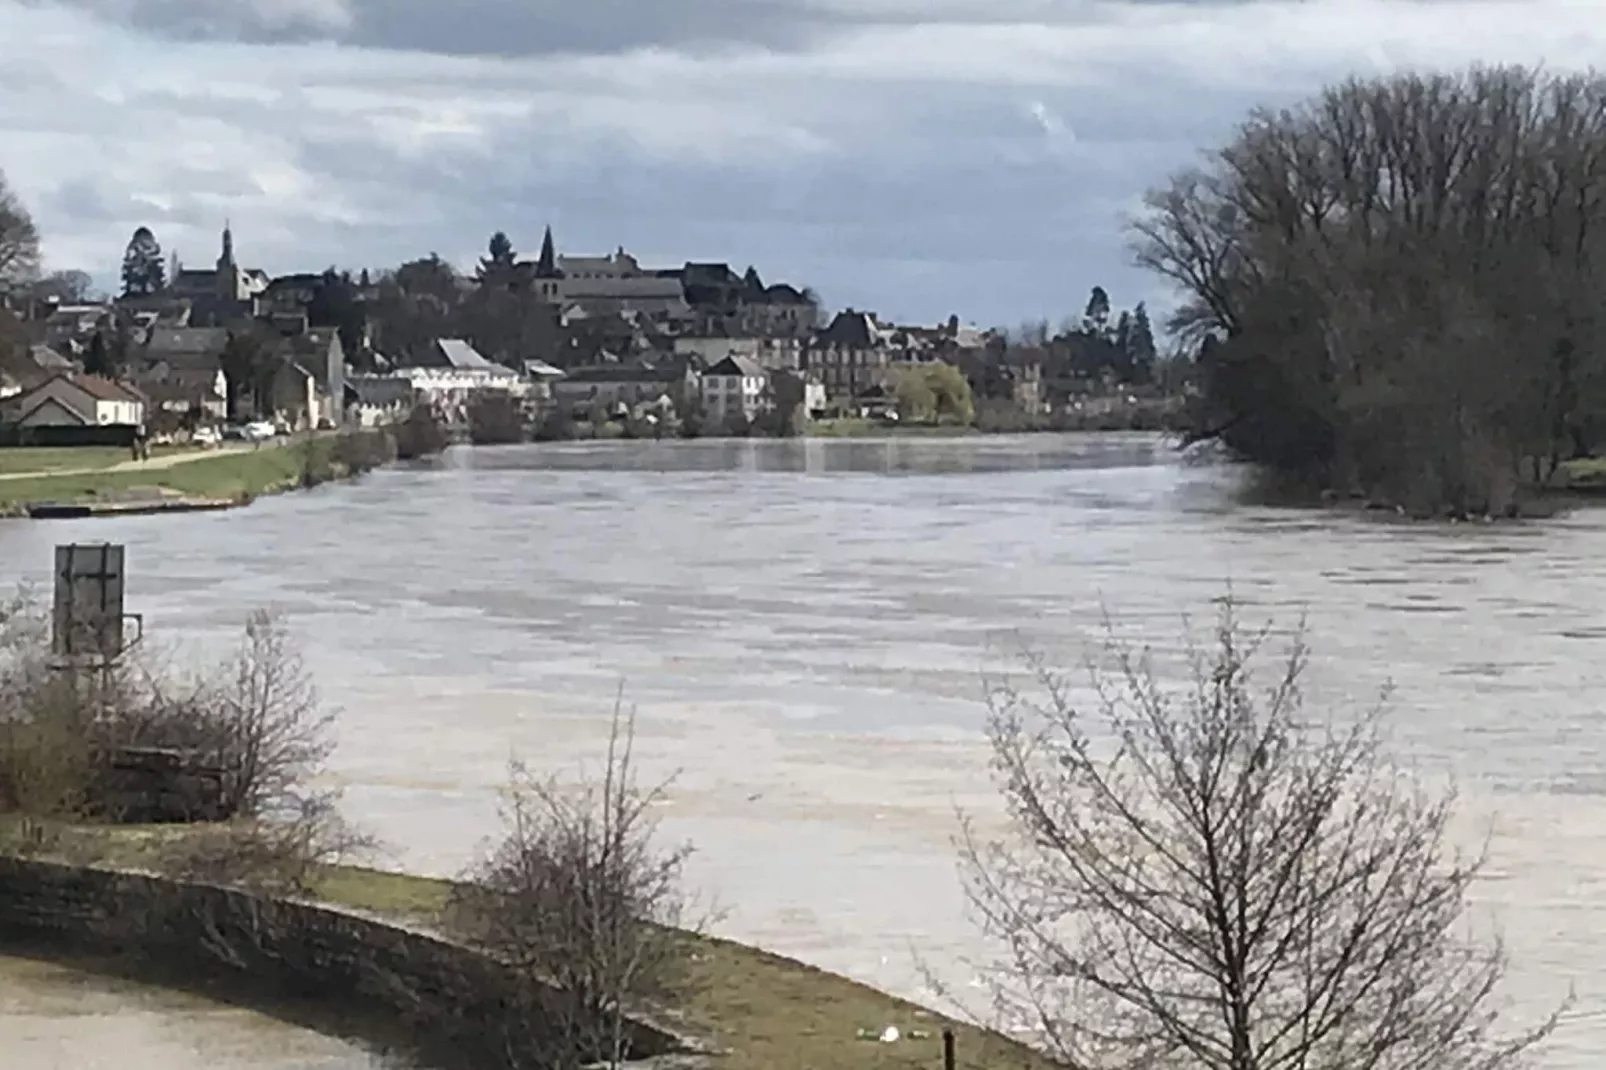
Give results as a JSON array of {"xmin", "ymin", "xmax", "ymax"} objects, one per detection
[
  {"xmin": 954, "ymin": 603, "xmax": 1563, "ymax": 1070},
  {"xmin": 206, "ymin": 611, "xmax": 336, "ymax": 820},
  {"xmin": 1132, "ymin": 66, "xmax": 1606, "ymax": 515},
  {"xmin": 28, "ymin": 269, "xmax": 95, "ymax": 304},
  {"xmin": 0, "ymin": 170, "xmax": 40, "ymax": 286},
  {"xmin": 448, "ymin": 696, "xmax": 699, "ymax": 1069}
]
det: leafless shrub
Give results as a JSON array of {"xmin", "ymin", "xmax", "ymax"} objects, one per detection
[
  {"xmin": 203, "ymin": 611, "xmax": 336, "ymax": 820},
  {"xmin": 949, "ymin": 600, "xmax": 1564, "ymax": 1070},
  {"xmin": 447, "ymin": 696, "xmax": 699, "ymax": 1069},
  {"xmin": 0, "ymin": 594, "xmax": 340, "ymax": 826},
  {"xmin": 158, "ymin": 794, "xmax": 377, "ymax": 894}
]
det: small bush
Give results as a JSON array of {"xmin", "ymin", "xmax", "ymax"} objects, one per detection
[
  {"xmin": 467, "ymin": 393, "xmax": 527, "ymax": 445},
  {"xmin": 158, "ymin": 794, "xmax": 375, "ymax": 894},
  {"xmin": 394, "ymin": 403, "xmax": 450, "ymax": 459},
  {"xmin": 448, "ymin": 698, "xmax": 701, "ymax": 1068},
  {"xmin": 0, "ymin": 594, "xmax": 344, "ymax": 829}
]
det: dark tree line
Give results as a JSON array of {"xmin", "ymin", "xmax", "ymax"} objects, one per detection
[
  {"xmin": 0, "ymin": 168, "xmax": 40, "ymax": 289},
  {"xmin": 1005, "ymin": 286, "xmax": 1160, "ymax": 387},
  {"xmin": 1134, "ymin": 65, "xmax": 1606, "ymax": 515}
]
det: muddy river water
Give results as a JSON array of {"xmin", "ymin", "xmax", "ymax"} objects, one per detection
[{"xmin": 1, "ymin": 432, "xmax": 1603, "ymax": 1066}]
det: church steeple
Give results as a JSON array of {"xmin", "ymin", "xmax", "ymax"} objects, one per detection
[
  {"xmin": 535, "ymin": 224, "xmax": 559, "ymax": 278},
  {"xmin": 216, "ymin": 220, "xmax": 239, "ymax": 301}
]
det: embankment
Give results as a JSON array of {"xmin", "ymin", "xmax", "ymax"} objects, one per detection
[
  {"xmin": 0, "ymin": 430, "xmax": 402, "ymax": 518},
  {"xmin": 0, "ymin": 856, "xmax": 698, "ymax": 1068}
]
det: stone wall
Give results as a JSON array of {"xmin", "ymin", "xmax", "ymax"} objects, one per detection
[{"xmin": 0, "ymin": 856, "xmax": 695, "ymax": 1069}]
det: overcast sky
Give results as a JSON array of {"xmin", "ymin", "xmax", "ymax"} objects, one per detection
[{"xmin": 0, "ymin": 0, "xmax": 1599, "ymax": 328}]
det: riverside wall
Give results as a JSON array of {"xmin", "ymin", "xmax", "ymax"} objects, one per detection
[{"xmin": 0, "ymin": 856, "xmax": 698, "ymax": 1069}]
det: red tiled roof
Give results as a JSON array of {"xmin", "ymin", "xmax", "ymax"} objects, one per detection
[{"xmin": 72, "ymin": 374, "xmax": 144, "ymax": 404}]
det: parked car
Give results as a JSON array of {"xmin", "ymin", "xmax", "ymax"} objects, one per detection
[
  {"xmin": 221, "ymin": 424, "xmax": 246, "ymax": 441},
  {"xmin": 192, "ymin": 426, "xmax": 221, "ymax": 446},
  {"xmin": 242, "ymin": 420, "xmax": 277, "ymax": 442}
]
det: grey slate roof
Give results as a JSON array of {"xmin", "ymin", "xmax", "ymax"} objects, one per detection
[{"xmin": 436, "ymin": 338, "xmax": 515, "ymax": 374}]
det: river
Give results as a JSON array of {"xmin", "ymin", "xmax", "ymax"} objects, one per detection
[{"xmin": 0, "ymin": 431, "xmax": 1602, "ymax": 1066}]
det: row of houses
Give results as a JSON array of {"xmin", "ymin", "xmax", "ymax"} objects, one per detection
[{"xmin": 0, "ymin": 219, "xmax": 1058, "ymax": 438}]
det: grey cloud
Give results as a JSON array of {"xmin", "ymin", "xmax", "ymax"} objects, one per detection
[{"xmin": 41, "ymin": 0, "xmax": 1241, "ymax": 57}]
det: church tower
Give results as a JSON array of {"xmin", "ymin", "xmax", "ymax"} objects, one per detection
[
  {"xmin": 532, "ymin": 224, "xmax": 563, "ymax": 301},
  {"xmin": 216, "ymin": 220, "xmax": 239, "ymax": 300}
]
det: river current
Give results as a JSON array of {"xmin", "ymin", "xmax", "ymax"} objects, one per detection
[{"xmin": 0, "ymin": 432, "xmax": 1602, "ymax": 1066}]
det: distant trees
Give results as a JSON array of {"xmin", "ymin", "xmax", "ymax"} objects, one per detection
[
  {"xmin": 219, "ymin": 327, "xmax": 278, "ymax": 418},
  {"xmin": 1132, "ymin": 65, "xmax": 1606, "ymax": 514},
  {"xmin": 120, "ymin": 226, "xmax": 166, "ymax": 297},
  {"xmin": 30, "ymin": 269, "xmax": 94, "ymax": 304},
  {"xmin": 393, "ymin": 403, "xmax": 450, "ymax": 459},
  {"xmin": 1081, "ymin": 285, "xmax": 1111, "ymax": 336},
  {"xmin": 83, "ymin": 332, "xmax": 113, "ymax": 377},
  {"xmin": 371, "ymin": 254, "xmax": 461, "ymax": 362},
  {"xmin": 1003, "ymin": 287, "xmax": 1158, "ymax": 387},
  {"xmin": 892, "ymin": 362, "xmax": 975, "ymax": 425},
  {"xmin": 466, "ymin": 392, "xmax": 526, "ymax": 445},
  {"xmin": 477, "ymin": 231, "xmax": 517, "ymax": 286},
  {"xmin": 304, "ymin": 268, "xmax": 367, "ymax": 366},
  {"xmin": 0, "ymin": 169, "xmax": 40, "ymax": 287}
]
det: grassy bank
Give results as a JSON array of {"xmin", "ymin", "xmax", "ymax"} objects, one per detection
[
  {"xmin": 0, "ymin": 444, "xmax": 202, "ymax": 477},
  {"xmin": 806, "ymin": 418, "xmax": 975, "ymax": 438},
  {"xmin": 0, "ymin": 435, "xmax": 391, "ymax": 517},
  {"xmin": 7, "ymin": 822, "xmax": 1041, "ymax": 1070}
]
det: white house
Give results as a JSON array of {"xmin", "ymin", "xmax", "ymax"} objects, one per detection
[
  {"xmin": 700, "ymin": 355, "xmax": 769, "ymax": 426},
  {"xmin": 347, "ymin": 374, "xmax": 416, "ymax": 427},
  {"xmin": 1, "ymin": 374, "xmax": 146, "ymax": 429}
]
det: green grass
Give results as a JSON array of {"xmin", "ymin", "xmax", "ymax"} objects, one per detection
[
  {"xmin": 0, "ymin": 444, "xmax": 205, "ymax": 477},
  {"xmin": 290, "ymin": 865, "xmax": 1042, "ymax": 1070},
  {"xmin": 1557, "ymin": 457, "xmax": 1606, "ymax": 487},
  {"xmin": 0, "ymin": 441, "xmax": 327, "ymax": 509},
  {"xmin": 7, "ymin": 821, "xmax": 1044, "ymax": 1070},
  {"xmin": 0, "ymin": 446, "xmax": 133, "ymax": 475},
  {"xmin": 806, "ymin": 418, "xmax": 976, "ymax": 439}
]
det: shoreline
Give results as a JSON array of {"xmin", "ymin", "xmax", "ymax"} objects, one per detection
[
  {"xmin": 0, "ymin": 822, "xmax": 1043, "ymax": 1070},
  {"xmin": 0, "ymin": 432, "xmax": 397, "ymax": 520}
]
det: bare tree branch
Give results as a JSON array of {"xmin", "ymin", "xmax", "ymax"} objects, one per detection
[
  {"xmin": 447, "ymin": 690, "xmax": 708, "ymax": 1069},
  {"xmin": 0, "ymin": 169, "xmax": 40, "ymax": 286},
  {"xmin": 953, "ymin": 600, "xmax": 1565, "ymax": 1070}
]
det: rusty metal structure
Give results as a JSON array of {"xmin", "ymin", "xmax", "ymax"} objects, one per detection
[
  {"xmin": 50, "ymin": 543, "xmax": 143, "ymax": 685},
  {"xmin": 40, "ymin": 545, "xmax": 229, "ymax": 822}
]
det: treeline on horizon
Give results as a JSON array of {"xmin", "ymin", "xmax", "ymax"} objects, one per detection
[
  {"xmin": 7, "ymin": 61, "xmax": 1601, "ymax": 517},
  {"xmin": 1137, "ymin": 63, "xmax": 1606, "ymax": 517}
]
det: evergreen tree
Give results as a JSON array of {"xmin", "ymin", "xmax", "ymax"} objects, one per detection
[
  {"xmin": 83, "ymin": 331, "xmax": 112, "ymax": 376},
  {"xmin": 477, "ymin": 231, "xmax": 517, "ymax": 284},
  {"xmin": 1129, "ymin": 302, "xmax": 1158, "ymax": 383},
  {"xmin": 1082, "ymin": 286, "xmax": 1111, "ymax": 338},
  {"xmin": 120, "ymin": 226, "xmax": 165, "ymax": 297},
  {"xmin": 1113, "ymin": 309, "xmax": 1133, "ymax": 354}
]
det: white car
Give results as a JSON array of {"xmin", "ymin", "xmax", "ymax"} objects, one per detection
[
  {"xmin": 242, "ymin": 421, "xmax": 278, "ymax": 442},
  {"xmin": 192, "ymin": 426, "xmax": 221, "ymax": 446}
]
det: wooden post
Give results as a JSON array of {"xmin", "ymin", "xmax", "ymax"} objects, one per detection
[{"xmin": 943, "ymin": 1027, "xmax": 956, "ymax": 1070}]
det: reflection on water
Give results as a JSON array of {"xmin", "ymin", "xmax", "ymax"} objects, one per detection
[{"xmin": 0, "ymin": 432, "xmax": 1603, "ymax": 1065}]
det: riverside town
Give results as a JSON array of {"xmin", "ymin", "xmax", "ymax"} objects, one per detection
[{"xmin": 3, "ymin": 56, "xmax": 1606, "ymax": 1070}]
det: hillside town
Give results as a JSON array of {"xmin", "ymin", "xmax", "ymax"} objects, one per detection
[{"xmin": 0, "ymin": 222, "xmax": 1174, "ymax": 442}]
